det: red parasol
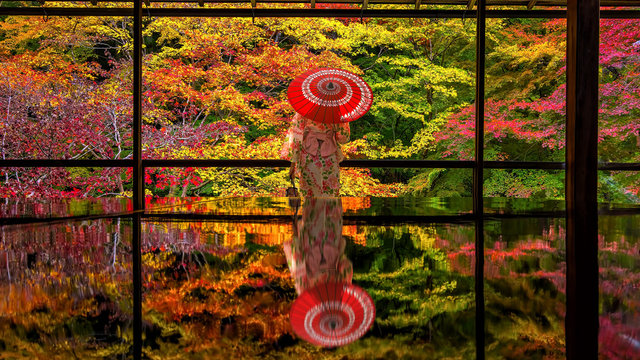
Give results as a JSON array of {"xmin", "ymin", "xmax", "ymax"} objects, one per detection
[
  {"xmin": 287, "ymin": 68, "xmax": 373, "ymax": 124},
  {"xmin": 289, "ymin": 281, "xmax": 375, "ymax": 347}
]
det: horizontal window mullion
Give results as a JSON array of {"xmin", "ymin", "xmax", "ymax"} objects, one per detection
[
  {"xmin": 484, "ymin": 161, "xmax": 565, "ymax": 169},
  {"xmin": 0, "ymin": 159, "xmax": 134, "ymax": 167},
  {"xmin": 142, "ymin": 159, "xmax": 290, "ymax": 167},
  {"xmin": 598, "ymin": 163, "xmax": 640, "ymax": 171}
]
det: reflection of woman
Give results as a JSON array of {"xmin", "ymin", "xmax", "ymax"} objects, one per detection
[
  {"xmin": 281, "ymin": 113, "xmax": 350, "ymax": 197},
  {"xmin": 283, "ymin": 197, "xmax": 352, "ymax": 295},
  {"xmin": 284, "ymin": 197, "xmax": 374, "ymax": 348}
]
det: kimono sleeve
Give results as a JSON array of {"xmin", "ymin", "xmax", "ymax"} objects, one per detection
[
  {"xmin": 335, "ymin": 122, "xmax": 350, "ymax": 145},
  {"xmin": 280, "ymin": 113, "xmax": 305, "ymax": 162}
]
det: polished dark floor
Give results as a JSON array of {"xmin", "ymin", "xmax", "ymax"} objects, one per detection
[{"xmin": 0, "ymin": 197, "xmax": 638, "ymax": 359}]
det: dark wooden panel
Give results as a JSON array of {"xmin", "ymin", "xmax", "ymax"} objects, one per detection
[
  {"xmin": 132, "ymin": 0, "xmax": 143, "ymax": 356},
  {"xmin": 0, "ymin": 7, "xmax": 637, "ymax": 18},
  {"xmin": 0, "ymin": 159, "xmax": 134, "ymax": 167},
  {"xmin": 565, "ymin": 1, "xmax": 599, "ymax": 359},
  {"xmin": 133, "ymin": 0, "xmax": 143, "ymax": 212},
  {"xmin": 475, "ymin": 1, "xmax": 486, "ymax": 359},
  {"xmin": 132, "ymin": 214, "xmax": 142, "ymax": 360}
]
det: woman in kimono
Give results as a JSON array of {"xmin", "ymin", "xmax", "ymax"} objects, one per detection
[{"xmin": 281, "ymin": 112, "xmax": 350, "ymax": 198}]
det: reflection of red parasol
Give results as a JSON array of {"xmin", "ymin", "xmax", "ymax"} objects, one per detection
[
  {"xmin": 287, "ymin": 68, "xmax": 373, "ymax": 124},
  {"xmin": 289, "ymin": 281, "xmax": 375, "ymax": 347}
]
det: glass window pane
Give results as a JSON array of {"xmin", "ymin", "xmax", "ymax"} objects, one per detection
[
  {"xmin": 599, "ymin": 19, "xmax": 640, "ymax": 163},
  {"xmin": 141, "ymin": 16, "xmax": 475, "ymax": 161},
  {"xmin": 140, "ymin": 15, "xmax": 476, "ymax": 197},
  {"xmin": 484, "ymin": 169, "xmax": 565, "ymax": 214},
  {"xmin": 0, "ymin": 16, "xmax": 132, "ymax": 160},
  {"xmin": 484, "ymin": 18, "xmax": 566, "ymax": 162},
  {"xmin": 599, "ymin": 171, "xmax": 640, "ymax": 205}
]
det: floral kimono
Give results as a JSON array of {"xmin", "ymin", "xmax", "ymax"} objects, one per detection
[
  {"xmin": 281, "ymin": 113, "xmax": 350, "ymax": 197},
  {"xmin": 283, "ymin": 197, "xmax": 353, "ymax": 295}
]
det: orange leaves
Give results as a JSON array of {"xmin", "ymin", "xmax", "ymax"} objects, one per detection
[
  {"xmin": 142, "ymin": 248, "xmax": 295, "ymax": 346},
  {"xmin": 261, "ymin": 253, "xmax": 287, "ymax": 268},
  {"xmin": 340, "ymin": 168, "xmax": 405, "ymax": 197},
  {"xmin": 239, "ymin": 44, "xmax": 349, "ymax": 88}
]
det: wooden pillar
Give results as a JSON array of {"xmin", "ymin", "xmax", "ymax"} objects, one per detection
[
  {"xmin": 474, "ymin": 1, "xmax": 486, "ymax": 359},
  {"xmin": 565, "ymin": 1, "xmax": 599, "ymax": 359},
  {"xmin": 132, "ymin": 1, "xmax": 143, "ymax": 359},
  {"xmin": 132, "ymin": 213, "xmax": 142, "ymax": 360},
  {"xmin": 133, "ymin": 0, "xmax": 144, "ymax": 211}
]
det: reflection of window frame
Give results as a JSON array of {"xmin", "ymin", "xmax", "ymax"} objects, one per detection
[{"xmin": 0, "ymin": 2, "xmax": 637, "ymax": 359}]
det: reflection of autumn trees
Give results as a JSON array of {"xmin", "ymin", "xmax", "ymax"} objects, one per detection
[
  {"xmin": 144, "ymin": 197, "xmax": 373, "ymax": 248},
  {"xmin": 1, "ymin": 208, "xmax": 638, "ymax": 357},
  {"xmin": 0, "ymin": 218, "xmax": 134, "ymax": 358},
  {"xmin": 1, "ymin": 219, "xmax": 131, "ymax": 283},
  {"xmin": 599, "ymin": 214, "xmax": 640, "ymax": 359},
  {"xmin": 143, "ymin": 250, "xmax": 295, "ymax": 349},
  {"xmin": 443, "ymin": 217, "xmax": 640, "ymax": 359},
  {"xmin": 445, "ymin": 221, "xmax": 568, "ymax": 357},
  {"xmin": 0, "ymin": 197, "xmax": 131, "ymax": 218}
]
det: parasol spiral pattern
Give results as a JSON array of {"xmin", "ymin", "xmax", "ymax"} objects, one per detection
[
  {"xmin": 290, "ymin": 282, "xmax": 375, "ymax": 347},
  {"xmin": 288, "ymin": 68, "xmax": 373, "ymax": 124}
]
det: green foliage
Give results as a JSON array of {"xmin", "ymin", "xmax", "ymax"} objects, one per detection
[
  {"xmin": 405, "ymin": 169, "xmax": 472, "ymax": 198},
  {"xmin": 485, "ymin": 19, "xmax": 565, "ymax": 100},
  {"xmin": 598, "ymin": 172, "xmax": 640, "ymax": 204},
  {"xmin": 484, "ymin": 169, "xmax": 564, "ymax": 199},
  {"xmin": 1, "ymin": 9, "xmax": 639, "ymax": 199}
]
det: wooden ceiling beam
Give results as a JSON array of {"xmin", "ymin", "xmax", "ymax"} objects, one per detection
[{"xmin": 12, "ymin": 0, "xmax": 640, "ymax": 9}]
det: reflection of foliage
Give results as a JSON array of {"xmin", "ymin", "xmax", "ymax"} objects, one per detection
[
  {"xmin": 0, "ymin": 290, "xmax": 134, "ymax": 359},
  {"xmin": 2, "ymin": 211, "xmax": 639, "ymax": 358},
  {"xmin": 446, "ymin": 218, "xmax": 568, "ymax": 358},
  {"xmin": 599, "ymin": 214, "xmax": 640, "ymax": 359},
  {"xmin": 485, "ymin": 277, "xmax": 566, "ymax": 359},
  {"xmin": 345, "ymin": 225, "xmax": 477, "ymax": 359},
  {"xmin": 0, "ymin": 219, "xmax": 134, "ymax": 359},
  {"xmin": 141, "ymin": 242, "xmax": 297, "ymax": 356}
]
